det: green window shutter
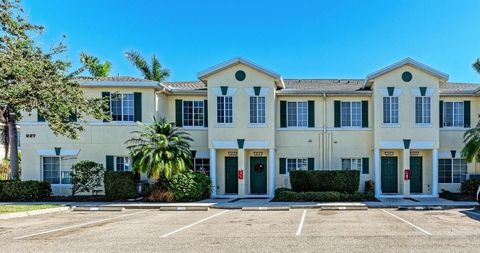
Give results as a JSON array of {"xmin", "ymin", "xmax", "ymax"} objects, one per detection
[
  {"xmin": 37, "ymin": 111, "xmax": 45, "ymax": 122},
  {"xmin": 280, "ymin": 101, "xmax": 287, "ymax": 128},
  {"xmin": 308, "ymin": 158, "xmax": 314, "ymax": 171},
  {"xmin": 439, "ymin": 100, "xmax": 443, "ymax": 128},
  {"xmin": 464, "ymin": 101, "xmax": 471, "ymax": 128},
  {"xmin": 134, "ymin": 92, "xmax": 142, "ymax": 122},
  {"xmin": 101, "ymin": 92, "xmax": 111, "ymax": 122},
  {"xmin": 308, "ymin": 100, "xmax": 315, "ymax": 128},
  {"xmin": 106, "ymin": 155, "xmax": 114, "ymax": 171},
  {"xmin": 362, "ymin": 157, "xmax": 369, "ymax": 174},
  {"xmin": 279, "ymin": 158, "xmax": 286, "ymax": 174},
  {"xmin": 175, "ymin": 99, "xmax": 183, "ymax": 127},
  {"xmin": 361, "ymin": 101, "xmax": 368, "ymax": 128},
  {"xmin": 334, "ymin": 100, "xmax": 341, "ymax": 128},
  {"xmin": 204, "ymin": 100, "xmax": 208, "ymax": 127}
]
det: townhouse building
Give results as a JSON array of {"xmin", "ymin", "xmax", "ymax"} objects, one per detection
[{"xmin": 19, "ymin": 57, "xmax": 480, "ymax": 198}]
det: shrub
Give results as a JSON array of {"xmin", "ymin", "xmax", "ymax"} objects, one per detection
[
  {"xmin": 0, "ymin": 180, "xmax": 51, "ymax": 201},
  {"xmin": 289, "ymin": 170, "xmax": 360, "ymax": 193},
  {"xmin": 365, "ymin": 180, "xmax": 375, "ymax": 193},
  {"xmin": 168, "ymin": 171, "xmax": 211, "ymax": 201},
  {"xmin": 461, "ymin": 179, "xmax": 480, "ymax": 197},
  {"xmin": 104, "ymin": 171, "xmax": 137, "ymax": 200},
  {"xmin": 71, "ymin": 160, "xmax": 105, "ymax": 196},
  {"xmin": 275, "ymin": 190, "xmax": 373, "ymax": 202},
  {"xmin": 147, "ymin": 187, "xmax": 175, "ymax": 202}
]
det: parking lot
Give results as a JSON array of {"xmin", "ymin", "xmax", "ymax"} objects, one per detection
[{"xmin": 1, "ymin": 207, "xmax": 479, "ymax": 252}]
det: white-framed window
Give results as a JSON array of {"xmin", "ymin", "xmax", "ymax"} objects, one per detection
[
  {"xmin": 341, "ymin": 101, "xmax": 361, "ymax": 127},
  {"xmin": 183, "ymin": 100, "xmax": 204, "ymax": 127},
  {"xmin": 249, "ymin": 96, "xmax": 266, "ymax": 124},
  {"xmin": 193, "ymin": 158, "xmax": 210, "ymax": 176},
  {"xmin": 443, "ymin": 102, "xmax": 464, "ymax": 127},
  {"xmin": 415, "ymin": 97, "xmax": 431, "ymax": 124},
  {"xmin": 439, "ymin": 158, "xmax": 467, "ymax": 183},
  {"xmin": 341, "ymin": 158, "xmax": 362, "ymax": 171},
  {"xmin": 217, "ymin": 96, "xmax": 233, "ymax": 124},
  {"xmin": 383, "ymin": 97, "xmax": 399, "ymax": 124},
  {"xmin": 42, "ymin": 156, "xmax": 77, "ymax": 184},
  {"xmin": 115, "ymin": 156, "xmax": 131, "ymax": 172},
  {"xmin": 286, "ymin": 158, "xmax": 307, "ymax": 173},
  {"xmin": 111, "ymin": 93, "xmax": 134, "ymax": 122},
  {"xmin": 287, "ymin": 101, "xmax": 308, "ymax": 127}
]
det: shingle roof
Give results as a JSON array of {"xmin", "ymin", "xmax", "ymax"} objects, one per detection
[
  {"xmin": 163, "ymin": 78, "xmax": 480, "ymax": 94},
  {"xmin": 75, "ymin": 76, "xmax": 153, "ymax": 82}
]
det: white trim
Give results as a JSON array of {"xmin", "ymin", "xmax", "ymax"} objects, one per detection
[
  {"xmin": 194, "ymin": 151, "xmax": 210, "ymax": 158},
  {"xmin": 378, "ymin": 141, "xmax": 404, "ymax": 149},
  {"xmin": 36, "ymin": 149, "xmax": 80, "ymax": 156},
  {"xmin": 365, "ymin": 57, "xmax": 449, "ymax": 87},
  {"xmin": 381, "ymin": 123, "xmax": 401, "ymax": 128},
  {"xmin": 378, "ymin": 141, "xmax": 435, "ymax": 149},
  {"xmin": 212, "ymin": 87, "xmax": 238, "ymax": 96},
  {"xmin": 244, "ymin": 87, "xmax": 270, "ymax": 97},
  {"xmin": 79, "ymin": 81, "xmax": 159, "ymax": 88},
  {"xmin": 409, "ymin": 141, "xmax": 435, "ymax": 149},
  {"xmin": 243, "ymin": 141, "xmax": 270, "ymax": 149},
  {"xmin": 248, "ymin": 123, "xmax": 267, "ymax": 128},
  {"xmin": 411, "ymin": 88, "xmax": 435, "ymax": 97},
  {"xmin": 379, "ymin": 88, "xmax": 402, "ymax": 97},
  {"xmin": 212, "ymin": 141, "xmax": 237, "ymax": 149},
  {"xmin": 216, "ymin": 123, "xmax": 234, "ymax": 128}
]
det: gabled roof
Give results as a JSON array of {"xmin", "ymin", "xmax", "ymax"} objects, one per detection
[
  {"xmin": 365, "ymin": 58, "xmax": 449, "ymax": 87},
  {"xmin": 197, "ymin": 57, "xmax": 285, "ymax": 89}
]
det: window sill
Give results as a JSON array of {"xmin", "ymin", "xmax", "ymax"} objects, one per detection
[
  {"xmin": 381, "ymin": 124, "xmax": 400, "ymax": 128},
  {"xmin": 183, "ymin": 126, "xmax": 207, "ymax": 130},
  {"xmin": 248, "ymin": 124, "xmax": 267, "ymax": 128},
  {"xmin": 414, "ymin": 124, "xmax": 432, "ymax": 128},
  {"xmin": 216, "ymin": 123, "xmax": 234, "ymax": 128},
  {"xmin": 339, "ymin": 126, "xmax": 363, "ymax": 129},
  {"xmin": 440, "ymin": 127, "xmax": 468, "ymax": 131}
]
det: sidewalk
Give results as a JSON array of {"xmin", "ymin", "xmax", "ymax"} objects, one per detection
[{"xmin": 1, "ymin": 197, "xmax": 477, "ymax": 210}]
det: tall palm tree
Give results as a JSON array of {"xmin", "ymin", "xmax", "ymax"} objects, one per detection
[
  {"xmin": 461, "ymin": 59, "xmax": 480, "ymax": 162},
  {"xmin": 80, "ymin": 52, "xmax": 111, "ymax": 77},
  {"xmin": 124, "ymin": 50, "xmax": 170, "ymax": 81},
  {"xmin": 126, "ymin": 117, "xmax": 192, "ymax": 180}
]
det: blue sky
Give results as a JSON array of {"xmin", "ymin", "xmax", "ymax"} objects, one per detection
[{"xmin": 24, "ymin": 0, "xmax": 480, "ymax": 82}]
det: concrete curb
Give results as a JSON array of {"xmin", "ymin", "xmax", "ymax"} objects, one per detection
[
  {"xmin": 242, "ymin": 206, "xmax": 290, "ymax": 211},
  {"xmin": 159, "ymin": 206, "xmax": 209, "ymax": 211},
  {"xmin": 0, "ymin": 206, "xmax": 70, "ymax": 220},
  {"xmin": 72, "ymin": 206, "xmax": 125, "ymax": 212}
]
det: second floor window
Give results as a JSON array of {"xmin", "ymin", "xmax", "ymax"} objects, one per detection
[
  {"xmin": 250, "ymin": 96, "xmax": 265, "ymax": 124},
  {"xmin": 217, "ymin": 96, "xmax": 233, "ymax": 124},
  {"xmin": 383, "ymin": 97, "xmax": 398, "ymax": 124},
  {"xmin": 341, "ymin": 101, "xmax": 361, "ymax": 127},
  {"xmin": 415, "ymin": 97, "xmax": 431, "ymax": 124},
  {"xmin": 183, "ymin": 101, "xmax": 204, "ymax": 127},
  {"xmin": 111, "ymin": 93, "xmax": 134, "ymax": 121},
  {"xmin": 443, "ymin": 102, "xmax": 464, "ymax": 127},
  {"xmin": 287, "ymin": 101, "xmax": 308, "ymax": 127}
]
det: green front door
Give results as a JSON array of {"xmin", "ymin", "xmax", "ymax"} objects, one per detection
[
  {"xmin": 381, "ymin": 157, "xmax": 398, "ymax": 194},
  {"xmin": 250, "ymin": 157, "xmax": 267, "ymax": 194},
  {"xmin": 225, "ymin": 157, "xmax": 238, "ymax": 194},
  {"xmin": 410, "ymin": 157, "xmax": 423, "ymax": 193}
]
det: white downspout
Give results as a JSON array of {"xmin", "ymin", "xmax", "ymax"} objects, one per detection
[{"xmin": 322, "ymin": 92, "xmax": 327, "ymax": 170}]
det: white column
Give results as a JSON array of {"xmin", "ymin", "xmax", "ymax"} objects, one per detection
[
  {"xmin": 209, "ymin": 148, "xmax": 217, "ymax": 196},
  {"xmin": 374, "ymin": 148, "xmax": 381, "ymax": 198},
  {"xmin": 269, "ymin": 148, "xmax": 276, "ymax": 197},
  {"xmin": 432, "ymin": 149, "xmax": 439, "ymax": 197}
]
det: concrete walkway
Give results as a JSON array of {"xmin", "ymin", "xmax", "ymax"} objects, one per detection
[{"xmin": 0, "ymin": 197, "xmax": 477, "ymax": 210}]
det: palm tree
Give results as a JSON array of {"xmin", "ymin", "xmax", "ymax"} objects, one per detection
[
  {"xmin": 126, "ymin": 117, "xmax": 192, "ymax": 180},
  {"xmin": 124, "ymin": 50, "xmax": 170, "ymax": 81},
  {"xmin": 80, "ymin": 52, "xmax": 111, "ymax": 77},
  {"xmin": 462, "ymin": 122, "xmax": 480, "ymax": 162},
  {"xmin": 461, "ymin": 59, "xmax": 480, "ymax": 162}
]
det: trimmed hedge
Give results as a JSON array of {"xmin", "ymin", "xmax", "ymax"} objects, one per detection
[
  {"xmin": 168, "ymin": 171, "xmax": 211, "ymax": 202},
  {"xmin": 275, "ymin": 189, "xmax": 374, "ymax": 202},
  {"xmin": 104, "ymin": 171, "xmax": 137, "ymax": 200},
  {"xmin": 0, "ymin": 180, "xmax": 51, "ymax": 201},
  {"xmin": 289, "ymin": 170, "xmax": 360, "ymax": 193}
]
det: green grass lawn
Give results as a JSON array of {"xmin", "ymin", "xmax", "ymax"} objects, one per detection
[{"xmin": 0, "ymin": 204, "xmax": 61, "ymax": 214}]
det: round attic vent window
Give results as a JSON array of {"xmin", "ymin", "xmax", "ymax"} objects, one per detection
[
  {"xmin": 402, "ymin": 71, "xmax": 412, "ymax": 82},
  {"xmin": 235, "ymin": 70, "xmax": 246, "ymax": 81}
]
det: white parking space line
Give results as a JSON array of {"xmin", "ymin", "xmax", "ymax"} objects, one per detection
[
  {"xmin": 381, "ymin": 209, "xmax": 431, "ymax": 235},
  {"xmin": 296, "ymin": 209, "xmax": 307, "ymax": 236},
  {"xmin": 160, "ymin": 210, "xmax": 230, "ymax": 238},
  {"xmin": 14, "ymin": 210, "xmax": 150, "ymax": 240}
]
